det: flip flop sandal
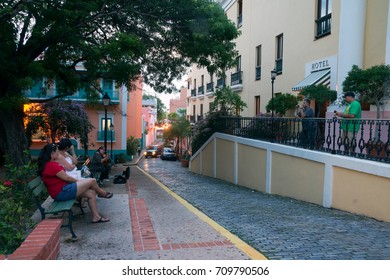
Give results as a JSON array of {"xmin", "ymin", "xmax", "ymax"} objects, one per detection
[
  {"xmin": 92, "ymin": 217, "xmax": 110, "ymax": 223},
  {"xmin": 98, "ymin": 192, "xmax": 113, "ymax": 199}
]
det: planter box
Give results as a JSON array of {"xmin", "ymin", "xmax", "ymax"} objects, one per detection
[
  {"xmin": 2, "ymin": 219, "xmax": 62, "ymax": 260},
  {"xmin": 181, "ymin": 159, "xmax": 189, "ymax": 167}
]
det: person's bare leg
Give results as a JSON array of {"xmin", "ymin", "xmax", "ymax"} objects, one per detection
[
  {"xmin": 81, "ymin": 189, "xmax": 109, "ymax": 222},
  {"xmin": 76, "ymin": 178, "xmax": 108, "ymax": 197}
]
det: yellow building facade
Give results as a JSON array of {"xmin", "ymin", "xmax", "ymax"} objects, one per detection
[{"xmin": 188, "ymin": 0, "xmax": 390, "ymax": 119}]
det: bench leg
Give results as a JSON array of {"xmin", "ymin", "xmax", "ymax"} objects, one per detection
[{"xmin": 61, "ymin": 209, "xmax": 77, "ymax": 239}]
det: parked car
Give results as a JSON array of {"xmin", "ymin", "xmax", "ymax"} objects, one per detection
[
  {"xmin": 144, "ymin": 145, "xmax": 162, "ymax": 158},
  {"xmin": 160, "ymin": 147, "xmax": 177, "ymax": 161}
]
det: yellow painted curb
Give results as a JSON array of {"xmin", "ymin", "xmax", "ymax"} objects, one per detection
[{"xmin": 136, "ymin": 166, "xmax": 267, "ymax": 260}]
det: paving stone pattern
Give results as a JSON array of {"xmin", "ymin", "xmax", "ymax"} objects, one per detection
[{"xmin": 140, "ymin": 158, "xmax": 390, "ymax": 260}]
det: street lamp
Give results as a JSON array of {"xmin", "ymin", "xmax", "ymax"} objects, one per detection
[
  {"xmin": 110, "ymin": 123, "xmax": 114, "ymax": 161},
  {"xmin": 102, "ymin": 92, "xmax": 111, "ymax": 152},
  {"xmin": 270, "ymin": 69, "xmax": 277, "ymax": 118}
]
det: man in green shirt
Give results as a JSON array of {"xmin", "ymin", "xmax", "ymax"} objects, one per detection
[{"xmin": 334, "ymin": 92, "xmax": 362, "ymax": 151}]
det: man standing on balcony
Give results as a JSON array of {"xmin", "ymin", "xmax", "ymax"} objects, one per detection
[
  {"xmin": 334, "ymin": 92, "xmax": 362, "ymax": 151},
  {"xmin": 295, "ymin": 98, "xmax": 316, "ymax": 148}
]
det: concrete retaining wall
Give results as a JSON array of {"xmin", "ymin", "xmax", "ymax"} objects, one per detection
[{"xmin": 190, "ymin": 133, "xmax": 390, "ymax": 222}]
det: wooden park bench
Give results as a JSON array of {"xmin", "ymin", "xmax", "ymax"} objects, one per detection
[{"xmin": 28, "ymin": 176, "xmax": 84, "ymax": 239}]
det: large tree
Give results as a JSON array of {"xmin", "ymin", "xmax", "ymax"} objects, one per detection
[{"xmin": 0, "ymin": 0, "xmax": 238, "ymax": 165}]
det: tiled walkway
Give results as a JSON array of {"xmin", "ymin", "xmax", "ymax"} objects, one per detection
[{"xmin": 58, "ymin": 163, "xmax": 252, "ymax": 259}]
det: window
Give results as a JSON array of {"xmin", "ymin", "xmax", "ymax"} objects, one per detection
[
  {"xmin": 100, "ymin": 117, "xmax": 113, "ymax": 131},
  {"xmin": 255, "ymin": 45, "xmax": 262, "ymax": 80},
  {"xmin": 316, "ymin": 0, "xmax": 332, "ymax": 38},
  {"xmin": 207, "ymin": 74, "xmax": 214, "ymax": 93},
  {"xmin": 102, "ymin": 79, "xmax": 113, "ymax": 93},
  {"xmin": 193, "ymin": 105, "xmax": 196, "ymax": 116},
  {"xmin": 276, "ymin": 34, "xmax": 283, "ymax": 74},
  {"xmin": 237, "ymin": 0, "xmax": 243, "ymax": 27},
  {"xmin": 200, "ymin": 104, "xmax": 203, "ymax": 116},
  {"xmin": 199, "ymin": 75, "xmax": 204, "ymax": 95},
  {"xmin": 236, "ymin": 56, "xmax": 241, "ymax": 71}
]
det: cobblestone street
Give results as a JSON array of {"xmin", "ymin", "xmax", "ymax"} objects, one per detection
[{"xmin": 140, "ymin": 158, "xmax": 390, "ymax": 260}]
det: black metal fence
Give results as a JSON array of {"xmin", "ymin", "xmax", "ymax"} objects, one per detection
[{"xmin": 220, "ymin": 116, "xmax": 390, "ymax": 163}]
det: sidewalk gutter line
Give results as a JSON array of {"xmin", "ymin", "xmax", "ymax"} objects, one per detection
[{"xmin": 136, "ymin": 166, "xmax": 268, "ymax": 260}]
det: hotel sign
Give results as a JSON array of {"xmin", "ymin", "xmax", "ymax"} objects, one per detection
[{"xmin": 311, "ymin": 59, "xmax": 330, "ymax": 71}]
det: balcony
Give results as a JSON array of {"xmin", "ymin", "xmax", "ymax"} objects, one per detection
[
  {"xmin": 206, "ymin": 82, "xmax": 214, "ymax": 96},
  {"xmin": 255, "ymin": 66, "xmax": 261, "ymax": 80},
  {"xmin": 26, "ymin": 83, "xmax": 120, "ymax": 103},
  {"xmin": 191, "ymin": 88, "xmax": 196, "ymax": 98},
  {"xmin": 237, "ymin": 14, "xmax": 242, "ymax": 28},
  {"xmin": 275, "ymin": 59, "xmax": 283, "ymax": 74},
  {"xmin": 231, "ymin": 71, "xmax": 242, "ymax": 86},
  {"xmin": 198, "ymin": 85, "xmax": 204, "ymax": 96},
  {"xmin": 97, "ymin": 130, "xmax": 116, "ymax": 142},
  {"xmin": 230, "ymin": 71, "xmax": 243, "ymax": 92},
  {"xmin": 315, "ymin": 13, "xmax": 332, "ymax": 38},
  {"xmin": 216, "ymin": 78, "xmax": 225, "ymax": 89}
]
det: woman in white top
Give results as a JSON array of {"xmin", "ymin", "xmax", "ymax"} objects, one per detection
[{"xmin": 57, "ymin": 138, "xmax": 81, "ymax": 180}]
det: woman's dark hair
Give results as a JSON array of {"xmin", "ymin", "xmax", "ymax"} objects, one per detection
[
  {"xmin": 58, "ymin": 138, "xmax": 72, "ymax": 150},
  {"xmin": 37, "ymin": 143, "xmax": 57, "ymax": 176}
]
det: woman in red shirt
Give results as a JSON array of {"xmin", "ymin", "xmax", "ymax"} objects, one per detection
[{"xmin": 38, "ymin": 143, "xmax": 113, "ymax": 223}]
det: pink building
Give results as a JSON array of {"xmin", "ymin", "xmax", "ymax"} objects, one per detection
[{"xmin": 169, "ymin": 87, "xmax": 187, "ymax": 114}]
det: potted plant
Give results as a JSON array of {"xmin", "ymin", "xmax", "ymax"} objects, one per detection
[
  {"xmin": 181, "ymin": 150, "xmax": 190, "ymax": 167},
  {"xmin": 126, "ymin": 136, "xmax": 140, "ymax": 161}
]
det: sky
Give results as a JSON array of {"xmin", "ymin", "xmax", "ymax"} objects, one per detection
[{"xmin": 142, "ymin": 75, "xmax": 188, "ymax": 110}]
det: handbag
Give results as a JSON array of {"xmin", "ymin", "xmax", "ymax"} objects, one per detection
[{"xmin": 81, "ymin": 165, "xmax": 91, "ymax": 178}]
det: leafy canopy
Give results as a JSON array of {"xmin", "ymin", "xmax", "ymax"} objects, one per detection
[
  {"xmin": 25, "ymin": 100, "xmax": 94, "ymax": 144},
  {"xmin": 343, "ymin": 64, "xmax": 390, "ymax": 118},
  {"xmin": 0, "ymin": 0, "xmax": 239, "ymax": 108},
  {"xmin": 210, "ymin": 86, "xmax": 247, "ymax": 116},
  {"xmin": 266, "ymin": 93, "xmax": 299, "ymax": 116}
]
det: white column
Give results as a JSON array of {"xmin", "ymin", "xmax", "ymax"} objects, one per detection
[
  {"xmin": 337, "ymin": 0, "xmax": 366, "ymax": 95},
  {"xmin": 266, "ymin": 148, "xmax": 272, "ymax": 194},
  {"xmin": 213, "ymin": 138, "xmax": 217, "ymax": 178},
  {"xmin": 234, "ymin": 141, "xmax": 238, "ymax": 185},
  {"xmin": 322, "ymin": 163, "xmax": 333, "ymax": 208}
]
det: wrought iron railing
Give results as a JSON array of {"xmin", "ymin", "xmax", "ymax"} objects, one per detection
[
  {"xmin": 198, "ymin": 85, "xmax": 204, "ymax": 95},
  {"xmin": 255, "ymin": 66, "xmax": 261, "ymax": 80},
  {"xmin": 220, "ymin": 117, "xmax": 390, "ymax": 163},
  {"xmin": 97, "ymin": 130, "xmax": 115, "ymax": 142},
  {"xmin": 206, "ymin": 82, "xmax": 214, "ymax": 93},
  {"xmin": 275, "ymin": 59, "xmax": 283, "ymax": 74},
  {"xmin": 315, "ymin": 13, "xmax": 332, "ymax": 38},
  {"xmin": 231, "ymin": 71, "xmax": 242, "ymax": 86},
  {"xmin": 216, "ymin": 78, "xmax": 225, "ymax": 89},
  {"xmin": 191, "ymin": 89, "xmax": 196, "ymax": 97}
]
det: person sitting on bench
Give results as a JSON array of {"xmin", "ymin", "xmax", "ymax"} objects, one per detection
[{"xmin": 37, "ymin": 143, "xmax": 113, "ymax": 223}]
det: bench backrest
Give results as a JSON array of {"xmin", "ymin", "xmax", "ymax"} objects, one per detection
[{"xmin": 27, "ymin": 176, "xmax": 47, "ymax": 219}]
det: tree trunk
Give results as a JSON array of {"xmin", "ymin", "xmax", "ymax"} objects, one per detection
[{"xmin": 0, "ymin": 107, "xmax": 30, "ymax": 166}]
